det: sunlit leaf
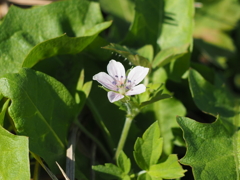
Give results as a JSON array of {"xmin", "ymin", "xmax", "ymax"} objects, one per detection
[
  {"xmin": 22, "ymin": 21, "xmax": 112, "ymax": 68},
  {"xmin": 0, "ymin": 68, "xmax": 77, "ymax": 172},
  {"xmin": 134, "ymin": 122, "xmax": 163, "ymax": 170},
  {"xmin": 0, "ymin": 0, "xmax": 106, "ymax": 76},
  {"xmin": 176, "ymin": 69, "xmax": 240, "ymax": 179},
  {"xmin": 0, "ymin": 126, "xmax": 30, "ymax": 179}
]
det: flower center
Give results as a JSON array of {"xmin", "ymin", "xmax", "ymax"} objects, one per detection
[{"xmin": 112, "ymin": 75, "xmax": 137, "ymax": 95}]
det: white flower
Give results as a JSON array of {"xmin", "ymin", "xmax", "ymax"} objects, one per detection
[{"xmin": 93, "ymin": 60, "xmax": 149, "ymax": 103}]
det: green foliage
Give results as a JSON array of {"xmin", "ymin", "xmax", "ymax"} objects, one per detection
[
  {"xmin": 93, "ymin": 151, "xmax": 131, "ymax": 180},
  {"xmin": 177, "ymin": 69, "xmax": 240, "ymax": 179},
  {"xmin": 93, "ymin": 122, "xmax": 185, "ymax": 180},
  {"xmin": 134, "ymin": 122, "xmax": 186, "ymax": 180},
  {"xmin": 0, "ymin": 0, "xmax": 240, "ymax": 179},
  {"xmin": 0, "ymin": 68, "xmax": 76, "ymax": 172},
  {"xmin": 103, "ymin": 43, "xmax": 151, "ymax": 68},
  {"xmin": 0, "ymin": 0, "xmax": 105, "ymax": 76},
  {"xmin": 22, "ymin": 21, "xmax": 112, "ymax": 68},
  {"xmin": 0, "ymin": 126, "xmax": 30, "ymax": 179},
  {"xmin": 133, "ymin": 122, "xmax": 163, "ymax": 170}
]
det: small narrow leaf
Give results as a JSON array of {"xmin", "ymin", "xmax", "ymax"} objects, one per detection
[
  {"xmin": 149, "ymin": 154, "xmax": 186, "ymax": 179},
  {"xmin": 92, "ymin": 163, "xmax": 126, "ymax": 180},
  {"xmin": 102, "ymin": 43, "xmax": 151, "ymax": 68},
  {"xmin": 152, "ymin": 44, "xmax": 189, "ymax": 68},
  {"xmin": 140, "ymin": 93, "xmax": 172, "ymax": 108},
  {"xmin": 117, "ymin": 151, "xmax": 131, "ymax": 174},
  {"xmin": 134, "ymin": 122, "xmax": 163, "ymax": 170},
  {"xmin": 0, "ymin": 99, "xmax": 10, "ymax": 126}
]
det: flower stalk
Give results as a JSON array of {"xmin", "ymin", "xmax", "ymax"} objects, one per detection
[{"xmin": 114, "ymin": 102, "xmax": 138, "ymax": 159}]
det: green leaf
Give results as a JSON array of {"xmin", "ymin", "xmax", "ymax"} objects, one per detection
[
  {"xmin": 152, "ymin": 44, "xmax": 189, "ymax": 68},
  {"xmin": 158, "ymin": 0, "xmax": 194, "ymax": 49},
  {"xmin": 195, "ymin": 0, "xmax": 240, "ymax": 31},
  {"xmin": 22, "ymin": 21, "xmax": 112, "ymax": 68},
  {"xmin": 0, "ymin": 68, "xmax": 77, "ymax": 172},
  {"xmin": 140, "ymin": 91, "xmax": 172, "ymax": 108},
  {"xmin": 176, "ymin": 69, "xmax": 240, "ymax": 179},
  {"xmin": 99, "ymin": 0, "xmax": 134, "ymax": 23},
  {"xmin": 177, "ymin": 116, "xmax": 238, "ymax": 179},
  {"xmin": 92, "ymin": 163, "xmax": 128, "ymax": 180},
  {"xmin": 123, "ymin": 0, "xmax": 164, "ymax": 50},
  {"xmin": 188, "ymin": 69, "xmax": 235, "ymax": 119},
  {"xmin": 137, "ymin": 45, "xmax": 154, "ymax": 62},
  {"xmin": 149, "ymin": 155, "xmax": 186, "ymax": 179},
  {"xmin": 134, "ymin": 122, "xmax": 163, "ymax": 170},
  {"xmin": 102, "ymin": 43, "xmax": 151, "ymax": 68},
  {"xmin": 0, "ymin": 99, "xmax": 10, "ymax": 126},
  {"xmin": 0, "ymin": 126, "xmax": 30, "ymax": 179},
  {"xmin": 117, "ymin": 151, "xmax": 131, "ymax": 174},
  {"xmin": 151, "ymin": 67, "xmax": 186, "ymax": 154},
  {"xmin": 75, "ymin": 69, "xmax": 92, "ymax": 114},
  {"xmin": 0, "ymin": 0, "xmax": 105, "ymax": 77},
  {"xmin": 193, "ymin": 0, "xmax": 240, "ymax": 68},
  {"xmin": 159, "ymin": 0, "xmax": 194, "ymax": 82},
  {"xmin": 138, "ymin": 173, "xmax": 155, "ymax": 180}
]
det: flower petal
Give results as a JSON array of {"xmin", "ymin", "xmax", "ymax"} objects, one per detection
[
  {"xmin": 125, "ymin": 84, "xmax": 146, "ymax": 96},
  {"xmin": 107, "ymin": 60, "xmax": 126, "ymax": 81},
  {"xmin": 107, "ymin": 91, "xmax": 124, "ymax": 103},
  {"xmin": 93, "ymin": 72, "xmax": 117, "ymax": 91},
  {"xmin": 127, "ymin": 66, "xmax": 149, "ymax": 85}
]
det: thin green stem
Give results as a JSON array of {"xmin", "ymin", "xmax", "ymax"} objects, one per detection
[
  {"xmin": 114, "ymin": 115, "xmax": 133, "ymax": 159},
  {"xmin": 33, "ymin": 160, "xmax": 40, "ymax": 180},
  {"xmin": 75, "ymin": 121, "xmax": 112, "ymax": 162}
]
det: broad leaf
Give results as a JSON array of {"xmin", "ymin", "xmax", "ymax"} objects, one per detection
[
  {"xmin": 123, "ymin": 0, "xmax": 164, "ymax": 51},
  {"xmin": 176, "ymin": 69, "xmax": 240, "ymax": 179},
  {"xmin": 134, "ymin": 122, "xmax": 163, "ymax": 170},
  {"xmin": 0, "ymin": 68, "xmax": 77, "ymax": 172},
  {"xmin": 177, "ymin": 116, "xmax": 238, "ymax": 179},
  {"xmin": 160, "ymin": 0, "xmax": 194, "ymax": 82},
  {"xmin": 0, "ymin": 0, "xmax": 105, "ymax": 76},
  {"xmin": 151, "ymin": 67, "xmax": 186, "ymax": 154},
  {"xmin": 22, "ymin": 21, "xmax": 112, "ymax": 68},
  {"xmin": 0, "ymin": 126, "xmax": 30, "ymax": 179},
  {"xmin": 99, "ymin": 0, "xmax": 134, "ymax": 23},
  {"xmin": 188, "ymin": 69, "xmax": 235, "ymax": 120},
  {"xmin": 158, "ymin": 0, "xmax": 194, "ymax": 49},
  {"xmin": 194, "ymin": 0, "xmax": 240, "ymax": 68}
]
